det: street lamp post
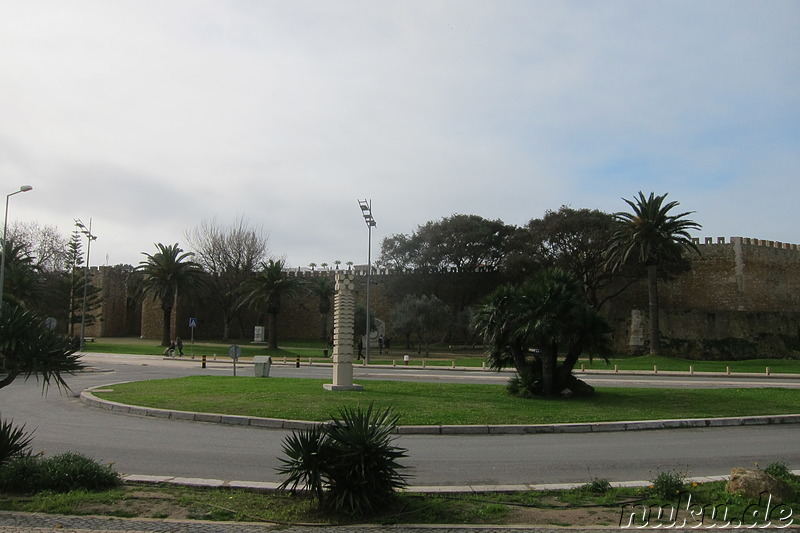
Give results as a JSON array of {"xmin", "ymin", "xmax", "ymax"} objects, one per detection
[
  {"xmin": 0, "ymin": 185, "xmax": 33, "ymax": 312},
  {"xmin": 75, "ymin": 218, "xmax": 97, "ymax": 350},
  {"xmin": 358, "ymin": 199, "xmax": 376, "ymax": 365}
]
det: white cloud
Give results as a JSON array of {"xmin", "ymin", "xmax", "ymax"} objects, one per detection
[{"xmin": 1, "ymin": 0, "xmax": 797, "ymax": 268}]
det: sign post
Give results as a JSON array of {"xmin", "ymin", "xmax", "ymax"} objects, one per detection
[
  {"xmin": 189, "ymin": 318, "xmax": 198, "ymax": 359},
  {"xmin": 228, "ymin": 344, "xmax": 241, "ymax": 376}
]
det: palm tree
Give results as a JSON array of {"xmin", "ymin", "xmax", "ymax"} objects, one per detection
[
  {"xmin": 137, "ymin": 243, "xmax": 205, "ymax": 347},
  {"xmin": 474, "ymin": 268, "xmax": 610, "ymax": 397},
  {"xmin": 241, "ymin": 259, "xmax": 302, "ymax": 350},
  {"xmin": 606, "ymin": 192, "xmax": 701, "ymax": 355},
  {"xmin": 1, "ymin": 238, "xmax": 39, "ymax": 308}
]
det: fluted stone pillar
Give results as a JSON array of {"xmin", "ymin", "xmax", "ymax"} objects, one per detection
[{"xmin": 323, "ymin": 273, "xmax": 363, "ymax": 391}]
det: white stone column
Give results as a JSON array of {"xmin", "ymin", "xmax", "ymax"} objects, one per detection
[{"xmin": 323, "ymin": 273, "xmax": 363, "ymax": 391}]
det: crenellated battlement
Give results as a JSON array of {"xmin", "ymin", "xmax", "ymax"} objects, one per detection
[
  {"xmin": 283, "ymin": 265, "xmax": 499, "ymax": 277},
  {"xmin": 692, "ymin": 236, "xmax": 800, "ymax": 251}
]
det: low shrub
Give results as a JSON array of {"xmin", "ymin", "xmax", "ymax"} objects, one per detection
[
  {"xmin": 649, "ymin": 469, "xmax": 686, "ymax": 501},
  {"xmin": 763, "ymin": 461, "xmax": 794, "ymax": 481},
  {"xmin": 0, "ymin": 452, "xmax": 120, "ymax": 493},
  {"xmin": 580, "ymin": 478, "xmax": 612, "ymax": 494}
]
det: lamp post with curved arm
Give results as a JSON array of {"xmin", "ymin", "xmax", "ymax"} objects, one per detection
[{"xmin": 0, "ymin": 185, "xmax": 33, "ymax": 312}]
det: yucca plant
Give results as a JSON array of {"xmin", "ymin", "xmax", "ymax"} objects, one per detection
[
  {"xmin": 0, "ymin": 417, "xmax": 33, "ymax": 466},
  {"xmin": 276, "ymin": 403, "xmax": 409, "ymax": 516},
  {"xmin": 324, "ymin": 403, "xmax": 409, "ymax": 515},
  {"xmin": 276, "ymin": 425, "xmax": 331, "ymax": 504}
]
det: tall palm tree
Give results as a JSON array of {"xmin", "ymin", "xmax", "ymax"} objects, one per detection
[
  {"xmin": 137, "ymin": 243, "xmax": 205, "ymax": 346},
  {"xmin": 241, "ymin": 259, "xmax": 302, "ymax": 350},
  {"xmin": 606, "ymin": 192, "xmax": 701, "ymax": 355}
]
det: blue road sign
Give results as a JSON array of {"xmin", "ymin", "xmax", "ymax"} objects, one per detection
[{"xmin": 189, "ymin": 318, "xmax": 198, "ymax": 328}]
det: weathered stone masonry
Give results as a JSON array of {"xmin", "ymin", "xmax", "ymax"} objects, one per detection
[{"xmin": 90, "ymin": 236, "xmax": 800, "ymax": 358}]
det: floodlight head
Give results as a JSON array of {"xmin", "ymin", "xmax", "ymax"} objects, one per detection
[{"xmin": 19, "ymin": 185, "xmax": 33, "ymax": 193}]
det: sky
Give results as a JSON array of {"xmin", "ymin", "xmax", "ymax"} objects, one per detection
[{"xmin": 1, "ymin": 1, "xmax": 798, "ymax": 269}]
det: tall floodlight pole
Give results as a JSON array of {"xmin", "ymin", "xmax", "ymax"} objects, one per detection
[
  {"xmin": 0, "ymin": 185, "xmax": 33, "ymax": 313},
  {"xmin": 75, "ymin": 218, "xmax": 97, "ymax": 350},
  {"xmin": 358, "ymin": 199, "xmax": 376, "ymax": 365}
]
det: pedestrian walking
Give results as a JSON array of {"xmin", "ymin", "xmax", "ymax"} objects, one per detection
[{"xmin": 176, "ymin": 337, "xmax": 184, "ymax": 356}]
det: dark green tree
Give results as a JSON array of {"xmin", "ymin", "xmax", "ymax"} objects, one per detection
[
  {"xmin": 381, "ymin": 214, "xmax": 513, "ymax": 272},
  {"xmin": 64, "ymin": 231, "xmax": 102, "ymax": 337},
  {"xmin": 505, "ymin": 206, "xmax": 633, "ymax": 309},
  {"xmin": 380, "ymin": 215, "xmax": 511, "ymax": 325},
  {"xmin": 137, "ymin": 243, "xmax": 205, "ymax": 347},
  {"xmin": 240, "ymin": 259, "xmax": 302, "ymax": 350},
  {"xmin": 474, "ymin": 268, "xmax": 611, "ymax": 397},
  {"xmin": 389, "ymin": 294, "xmax": 451, "ymax": 355},
  {"xmin": 0, "ymin": 238, "xmax": 39, "ymax": 309},
  {"xmin": 605, "ymin": 192, "xmax": 701, "ymax": 355}
]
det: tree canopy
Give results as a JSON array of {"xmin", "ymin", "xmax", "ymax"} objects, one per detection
[{"xmin": 380, "ymin": 214, "xmax": 513, "ymax": 272}]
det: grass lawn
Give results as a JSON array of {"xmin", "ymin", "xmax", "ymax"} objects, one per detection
[
  {"xmin": 83, "ymin": 337, "xmax": 800, "ymax": 373},
  {"xmin": 4, "ymin": 476, "xmax": 799, "ymax": 526},
  {"xmin": 92, "ymin": 376, "xmax": 800, "ymax": 426}
]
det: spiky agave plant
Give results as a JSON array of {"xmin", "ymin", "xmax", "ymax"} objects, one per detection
[
  {"xmin": 0, "ymin": 417, "xmax": 33, "ymax": 466},
  {"xmin": 323, "ymin": 403, "xmax": 409, "ymax": 515},
  {"xmin": 276, "ymin": 425, "xmax": 331, "ymax": 505}
]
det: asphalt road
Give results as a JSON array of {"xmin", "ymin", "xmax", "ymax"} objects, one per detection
[{"xmin": 1, "ymin": 353, "xmax": 798, "ymax": 487}]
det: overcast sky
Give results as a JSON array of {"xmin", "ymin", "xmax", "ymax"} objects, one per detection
[{"xmin": 1, "ymin": 1, "xmax": 798, "ymax": 269}]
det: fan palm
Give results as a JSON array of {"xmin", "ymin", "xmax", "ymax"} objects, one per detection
[
  {"xmin": 137, "ymin": 243, "xmax": 205, "ymax": 346},
  {"xmin": 606, "ymin": 192, "xmax": 701, "ymax": 355},
  {"xmin": 474, "ymin": 268, "xmax": 610, "ymax": 397}
]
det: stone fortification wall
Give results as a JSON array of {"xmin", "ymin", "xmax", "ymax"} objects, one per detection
[
  {"xmin": 81, "ymin": 266, "xmax": 141, "ymax": 338},
  {"xmin": 604, "ymin": 237, "xmax": 800, "ymax": 358},
  {"xmin": 126, "ymin": 235, "xmax": 799, "ymax": 358},
  {"xmin": 276, "ymin": 271, "xmax": 394, "ymax": 342}
]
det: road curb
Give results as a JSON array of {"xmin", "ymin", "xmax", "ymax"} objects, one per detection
[
  {"xmin": 79, "ymin": 387, "xmax": 800, "ymax": 435},
  {"xmin": 121, "ymin": 471, "xmax": 800, "ymax": 494}
]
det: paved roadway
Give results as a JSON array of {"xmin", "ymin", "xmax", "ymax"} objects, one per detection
[{"xmin": 1, "ymin": 353, "xmax": 799, "ymax": 488}]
